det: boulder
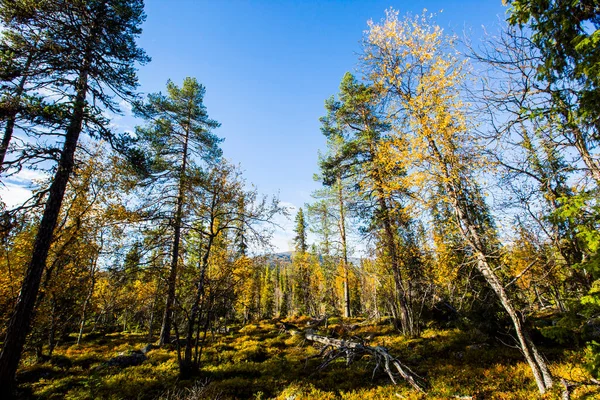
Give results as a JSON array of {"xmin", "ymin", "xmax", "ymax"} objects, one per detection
[
  {"xmin": 140, "ymin": 343, "xmax": 153, "ymax": 354},
  {"xmin": 106, "ymin": 350, "xmax": 146, "ymax": 367}
]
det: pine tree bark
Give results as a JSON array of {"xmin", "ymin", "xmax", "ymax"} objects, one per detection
[
  {"xmin": 159, "ymin": 123, "xmax": 191, "ymax": 346},
  {"xmin": 337, "ymin": 177, "xmax": 351, "ymax": 318},
  {"xmin": 0, "ymin": 60, "xmax": 91, "ymax": 395}
]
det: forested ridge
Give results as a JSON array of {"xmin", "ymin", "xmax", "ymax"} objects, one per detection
[{"xmin": 1, "ymin": 1, "xmax": 600, "ymax": 399}]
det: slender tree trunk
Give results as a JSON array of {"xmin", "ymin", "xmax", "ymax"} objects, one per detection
[
  {"xmin": 180, "ymin": 234, "xmax": 213, "ymax": 379},
  {"xmin": 469, "ymin": 240, "xmax": 553, "ymax": 393},
  {"xmin": 147, "ymin": 280, "xmax": 161, "ymax": 343},
  {"xmin": 1, "ymin": 112, "xmax": 18, "ymax": 170},
  {"xmin": 47, "ymin": 296, "xmax": 57, "ymax": 357},
  {"xmin": 427, "ymin": 137, "xmax": 553, "ymax": 393},
  {"xmin": 337, "ymin": 177, "xmax": 351, "ymax": 318},
  {"xmin": 77, "ymin": 288, "xmax": 93, "ymax": 345},
  {"xmin": 367, "ymin": 136, "xmax": 413, "ymax": 336},
  {"xmin": 195, "ymin": 308, "xmax": 212, "ymax": 367},
  {"xmin": 373, "ymin": 277, "xmax": 380, "ymax": 319},
  {"xmin": 77, "ymin": 245, "xmax": 100, "ymax": 345},
  {"xmin": 565, "ymin": 117, "xmax": 600, "ymax": 185},
  {"xmin": 375, "ymin": 188, "xmax": 412, "ymax": 336},
  {"xmin": 0, "ymin": 63, "xmax": 90, "ymax": 395},
  {"xmin": 159, "ymin": 124, "xmax": 191, "ymax": 345}
]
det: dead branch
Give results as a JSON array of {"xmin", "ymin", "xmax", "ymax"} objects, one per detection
[
  {"xmin": 559, "ymin": 377, "xmax": 600, "ymax": 400},
  {"xmin": 280, "ymin": 323, "xmax": 426, "ymax": 393}
]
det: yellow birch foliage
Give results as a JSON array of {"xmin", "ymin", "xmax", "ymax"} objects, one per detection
[{"xmin": 363, "ymin": 9, "xmax": 487, "ymax": 204}]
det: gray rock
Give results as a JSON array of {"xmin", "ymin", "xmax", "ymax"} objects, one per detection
[
  {"xmin": 140, "ymin": 344, "xmax": 153, "ymax": 354},
  {"xmin": 106, "ymin": 351, "xmax": 147, "ymax": 367}
]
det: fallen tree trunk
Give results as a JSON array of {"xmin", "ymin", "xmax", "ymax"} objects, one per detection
[
  {"xmin": 559, "ymin": 377, "xmax": 600, "ymax": 400},
  {"xmin": 282, "ymin": 324, "xmax": 426, "ymax": 393}
]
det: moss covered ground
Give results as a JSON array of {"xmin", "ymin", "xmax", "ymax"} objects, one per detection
[{"xmin": 14, "ymin": 318, "xmax": 600, "ymax": 399}]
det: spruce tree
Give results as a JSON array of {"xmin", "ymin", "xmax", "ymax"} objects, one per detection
[{"xmin": 293, "ymin": 207, "xmax": 308, "ymax": 253}]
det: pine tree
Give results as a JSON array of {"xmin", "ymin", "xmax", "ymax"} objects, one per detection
[
  {"xmin": 0, "ymin": 0, "xmax": 148, "ymax": 393},
  {"xmin": 0, "ymin": 0, "xmax": 57, "ymax": 170},
  {"xmin": 363, "ymin": 9, "xmax": 553, "ymax": 392},
  {"xmin": 134, "ymin": 77, "xmax": 222, "ymax": 346},
  {"xmin": 314, "ymin": 135, "xmax": 354, "ymax": 317},
  {"xmin": 319, "ymin": 72, "xmax": 416, "ymax": 335}
]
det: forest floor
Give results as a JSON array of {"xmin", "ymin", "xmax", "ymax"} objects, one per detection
[{"xmin": 12, "ymin": 317, "xmax": 600, "ymax": 400}]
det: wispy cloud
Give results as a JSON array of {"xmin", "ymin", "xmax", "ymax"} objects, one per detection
[
  {"xmin": 1, "ymin": 169, "xmax": 47, "ymax": 208},
  {"xmin": 118, "ymin": 99, "xmax": 134, "ymax": 117},
  {"xmin": 1, "ymin": 182, "xmax": 35, "ymax": 208}
]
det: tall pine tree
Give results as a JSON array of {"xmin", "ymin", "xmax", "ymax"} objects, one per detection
[
  {"xmin": 0, "ymin": 0, "xmax": 148, "ymax": 394},
  {"xmin": 133, "ymin": 77, "xmax": 222, "ymax": 346}
]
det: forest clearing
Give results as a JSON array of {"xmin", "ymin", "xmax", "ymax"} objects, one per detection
[{"xmin": 2, "ymin": 0, "xmax": 600, "ymax": 399}]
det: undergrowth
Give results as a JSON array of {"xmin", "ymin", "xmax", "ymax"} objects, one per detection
[{"xmin": 14, "ymin": 318, "xmax": 600, "ymax": 399}]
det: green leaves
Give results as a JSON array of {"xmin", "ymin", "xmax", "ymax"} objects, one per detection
[{"xmin": 508, "ymin": 0, "xmax": 600, "ymax": 125}]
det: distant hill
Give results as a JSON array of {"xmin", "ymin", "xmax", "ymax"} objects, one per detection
[
  {"xmin": 266, "ymin": 251, "xmax": 292, "ymax": 264},
  {"xmin": 262, "ymin": 251, "xmax": 361, "ymax": 266}
]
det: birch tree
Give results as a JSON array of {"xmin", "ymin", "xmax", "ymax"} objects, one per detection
[{"xmin": 362, "ymin": 9, "xmax": 553, "ymax": 393}]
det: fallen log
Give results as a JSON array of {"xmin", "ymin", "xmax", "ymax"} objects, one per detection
[
  {"xmin": 282, "ymin": 324, "xmax": 426, "ymax": 393},
  {"xmin": 559, "ymin": 377, "xmax": 600, "ymax": 400}
]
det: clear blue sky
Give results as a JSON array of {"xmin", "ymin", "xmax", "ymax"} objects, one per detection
[
  {"xmin": 0, "ymin": 1, "xmax": 514, "ymax": 252},
  {"xmin": 122, "ymin": 0, "xmax": 509, "ymax": 251}
]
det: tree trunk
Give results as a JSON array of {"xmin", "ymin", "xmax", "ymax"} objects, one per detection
[
  {"xmin": 180, "ymin": 233, "xmax": 213, "ymax": 378},
  {"xmin": 159, "ymin": 123, "xmax": 191, "ymax": 346},
  {"xmin": 566, "ymin": 118, "xmax": 600, "ymax": 185},
  {"xmin": 76, "ymin": 293, "xmax": 91, "ymax": 345},
  {"xmin": 368, "ymin": 139, "xmax": 413, "ymax": 335},
  {"xmin": 147, "ymin": 280, "xmax": 161, "ymax": 343},
  {"xmin": 376, "ymin": 189, "xmax": 413, "ymax": 336},
  {"xmin": 427, "ymin": 137, "xmax": 553, "ymax": 393},
  {"xmin": 337, "ymin": 177, "xmax": 351, "ymax": 318},
  {"xmin": 47, "ymin": 296, "xmax": 57, "ymax": 357},
  {"xmin": 0, "ymin": 63, "xmax": 90, "ymax": 395},
  {"xmin": 77, "ymin": 246, "xmax": 100, "ymax": 345},
  {"xmin": 470, "ymin": 246, "xmax": 553, "ymax": 393}
]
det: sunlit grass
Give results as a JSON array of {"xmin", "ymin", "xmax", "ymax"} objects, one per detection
[{"xmin": 16, "ymin": 318, "xmax": 600, "ymax": 399}]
